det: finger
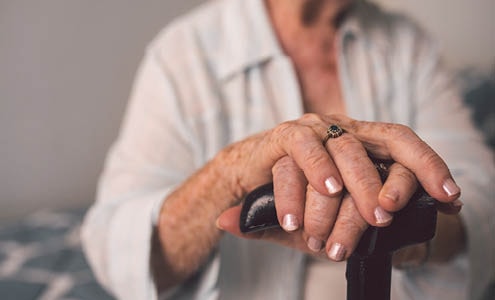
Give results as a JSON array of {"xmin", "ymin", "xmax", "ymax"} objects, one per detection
[
  {"xmin": 378, "ymin": 162, "xmax": 418, "ymax": 212},
  {"xmin": 270, "ymin": 114, "xmax": 344, "ymax": 197},
  {"xmin": 216, "ymin": 206, "xmax": 264, "ymax": 239},
  {"xmin": 217, "ymin": 206, "xmax": 329, "ymax": 259},
  {"xmin": 325, "ymin": 133, "xmax": 391, "ymax": 226},
  {"xmin": 435, "ymin": 199, "xmax": 464, "ymax": 214},
  {"xmin": 340, "ymin": 120, "xmax": 461, "ymax": 203},
  {"xmin": 272, "ymin": 156, "xmax": 307, "ymax": 232},
  {"xmin": 325, "ymin": 194, "xmax": 369, "ymax": 261},
  {"xmin": 303, "ymin": 184, "xmax": 342, "ymax": 252}
]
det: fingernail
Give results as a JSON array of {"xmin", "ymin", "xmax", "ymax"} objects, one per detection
[
  {"xmin": 215, "ymin": 218, "xmax": 224, "ymax": 230},
  {"xmin": 282, "ymin": 214, "xmax": 299, "ymax": 232},
  {"xmin": 325, "ymin": 176, "xmax": 342, "ymax": 195},
  {"xmin": 443, "ymin": 179, "xmax": 461, "ymax": 197},
  {"xmin": 451, "ymin": 199, "xmax": 464, "ymax": 207},
  {"xmin": 384, "ymin": 190, "xmax": 399, "ymax": 203},
  {"xmin": 374, "ymin": 206, "xmax": 393, "ymax": 224},
  {"xmin": 328, "ymin": 242, "xmax": 346, "ymax": 261},
  {"xmin": 307, "ymin": 237, "xmax": 323, "ymax": 252}
]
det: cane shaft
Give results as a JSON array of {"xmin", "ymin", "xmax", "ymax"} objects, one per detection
[
  {"xmin": 346, "ymin": 253, "xmax": 392, "ymax": 300},
  {"xmin": 238, "ymin": 160, "xmax": 437, "ymax": 300}
]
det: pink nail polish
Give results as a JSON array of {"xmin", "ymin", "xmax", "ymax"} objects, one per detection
[
  {"xmin": 328, "ymin": 243, "xmax": 346, "ymax": 261},
  {"xmin": 282, "ymin": 214, "xmax": 299, "ymax": 232},
  {"xmin": 374, "ymin": 206, "xmax": 393, "ymax": 224},
  {"xmin": 307, "ymin": 237, "xmax": 323, "ymax": 252},
  {"xmin": 325, "ymin": 177, "xmax": 342, "ymax": 195},
  {"xmin": 443, "ymin": 179, "xmax": 461, "ymax": 197}
]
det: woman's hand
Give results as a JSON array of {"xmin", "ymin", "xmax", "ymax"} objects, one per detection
[{"xmin": 217, "ymin": 113, "xmax": 461, "ymax": 261}]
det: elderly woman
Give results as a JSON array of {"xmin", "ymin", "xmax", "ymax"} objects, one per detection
[{"xmin": 82, "ymin": 0, "xmax": 494, "ymax": 299}]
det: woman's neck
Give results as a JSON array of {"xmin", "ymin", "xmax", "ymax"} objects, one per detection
[
  {"xmin": 265, "ymin": 0, "xmax": 351, "ymax": 68},
  {"xmin": 264, "ymin": 0, "xmax": 352, "ymax": 115}
]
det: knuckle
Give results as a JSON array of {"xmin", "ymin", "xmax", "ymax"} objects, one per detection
[
  {"xmin": 301, "ymin": 145, "xmax": 328, "ymax": 170},
  {"xmin": 304, "ymin": 191, "xmax": 335, "ymax": 238},
  {"xmin": 272, "ymin": 122, "xmax": 318, "ymax": 152},
  {"xmin": 415, "ymin": 143, "xmax": 443, "ymax": 170},
  {"xmin": 345, "ymin": 119, "xmax": 361, "ymax": 133},
  {"xmin": 292, "ymin": 126, "xmax": 316, "ymax": 144},
  {"xmin": 304, "ymin": 217, "xmax": 332, "ymax": 239},
  {"xmin": 331, "ymin": 137, "xmax": 383, "ymax": 190},
  {"xmin": 300, "ymin": 113, "xmax": 323, "ymax": 124},
  {"xmin": 335, "ymin": 213, "xmax": 368, "ymax": 235},
  {"xmin": 273, "ymin": 183, "xmax": 295, "ymax": 202},
  {"xmin": 273, "ymin": 121, "xmax": 296, "ymax": 138},
  {"xmin": 353, "ymin": 174, "xmax": 381, "ymax": 191},
  {"xmin": 272, "ymin": 156, "xmax": 296, "ymax": 175},
  {"xmin": 347, "ymin": 161, "xmax": 382, "ymax": 189},
  {"xmin": 381, "ymin": 123, "xmax": 418, "ymax": 143},
  {"xmin": 330, "ymin": 134, "xmax": 362, "ymax": 154},
  {"xmin": 387, "ymin": 123, "xmax": 413, "ymax": 137},
  {"xmin": 392, "ymin": 164, "xmax": 416, "ymax": 182},
  {"xmin": 336, "ymin": 197, "xmax": 368, "ymax": 233},
  {"xmin": 306, "ymin": 200, "xmax": 330, "ymax": 221},
  {"xmin": 275, "ymin": 123, "xmax": 317, "ymax": 148}
]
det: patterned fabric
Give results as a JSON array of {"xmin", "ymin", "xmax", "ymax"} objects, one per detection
[
  {"xmin": 461, "ymin": 70, "xmax": 495, "ymax": 152},
  {"xmin": 0, "ymin": 210, "xmax": 113, "ymax": 300}
]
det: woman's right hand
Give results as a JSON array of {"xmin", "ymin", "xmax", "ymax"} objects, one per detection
[{"xmin": 217, "ymin": 113, "xmax": 461, "ymax": 260}]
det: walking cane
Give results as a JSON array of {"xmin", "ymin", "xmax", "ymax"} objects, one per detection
[{"xmin": 239, "ymin": 160, "xmax": 437, "ymax": 300}]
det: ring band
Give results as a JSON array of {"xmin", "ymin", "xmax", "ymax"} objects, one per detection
[{"xmin": 323, "ymin": 124, "xmax": 344, "ymax": 144}]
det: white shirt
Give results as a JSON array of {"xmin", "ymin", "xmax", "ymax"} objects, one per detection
[{"xmin": 81, "ymin": 0, "xmax": 495, "ymax": 299}]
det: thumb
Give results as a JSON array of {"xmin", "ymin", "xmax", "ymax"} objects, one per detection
[{"xmin": 216, "ymin": 206, "xmax": 263, "ymax": 239}]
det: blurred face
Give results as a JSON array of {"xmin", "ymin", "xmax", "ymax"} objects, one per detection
[{"xmin": 301, "ymin": 0, "xmax": 354, "ymax": 27}]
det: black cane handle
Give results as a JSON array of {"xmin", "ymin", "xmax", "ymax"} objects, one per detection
[{"xmin": 239, "ymin": 159, "xmax": 437, "ymax": 300}]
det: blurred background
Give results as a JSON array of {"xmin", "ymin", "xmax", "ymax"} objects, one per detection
[{"xmin": 1, "ymin": 0, "xmax": 494, "ymax": 224}]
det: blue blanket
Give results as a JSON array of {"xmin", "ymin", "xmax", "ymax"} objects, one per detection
[{"xmin": 0, "ymin": 209, "xmax": 113, "ymax": 300}]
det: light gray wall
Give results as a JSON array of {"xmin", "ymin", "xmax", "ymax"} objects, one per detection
[
  {"xmin": 0, "ymin": 0, "xmax": 203, "ymax": 223},
  {"xmin": 375, "ymin": 0, "xmax": 495, "ymax": 72},
  {"xmin": 0, "ymin": 0, "xmax": 493, "ymax": 223}
]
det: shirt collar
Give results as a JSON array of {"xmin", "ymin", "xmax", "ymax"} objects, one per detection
[
  {"xmin": 212, "ymin": 0, "xmax": 364, "ymax": 81},
  {"xmin": 212, "ymin": 0, "xmax": 282, "ymax": 80}
]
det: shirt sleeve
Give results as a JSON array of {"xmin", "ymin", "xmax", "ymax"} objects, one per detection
[
  {"xmin": 81, "ymin": 43, "xmax": 198, "ymax": 300},
  {"xmin": 410, "ymin": 28, "xmax": 495, "ymax": 300}
]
